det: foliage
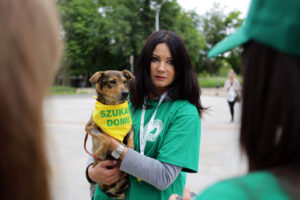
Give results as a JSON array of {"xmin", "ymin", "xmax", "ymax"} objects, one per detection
[
  {"xmin": 56, "ymin": 0, "xmax": 244, "ymax": 86},
  {"xmin": 172, "ymin": 10, "xmax": 206, "ymax": 72},
  {"xmin": 199, "ymin": 3, "xmax": 244, "ymax": 74}
]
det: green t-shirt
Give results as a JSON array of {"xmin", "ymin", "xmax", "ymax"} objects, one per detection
[
  {"xmin": 196, "ymin": 171, "xmax": 290, "ymax": 200},
  {"xmin": 94, "ymin": 99, "xmax": 201, "ymax": 200}
]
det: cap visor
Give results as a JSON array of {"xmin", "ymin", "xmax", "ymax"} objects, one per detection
[{"xmin": 207, "ymin": 27, "xmax": 249, "ymax": 58}]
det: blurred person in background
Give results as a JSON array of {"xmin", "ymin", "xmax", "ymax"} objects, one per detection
[
  {"xmin": 0, "ymin": 0, "xmax": 62, "ymax": 199},
  {"xmin": 224, "ymin": 69, "xmax": 241, "ymax": 122},
  {"xmin": 170, "ymin": 0, "xmax": 300, "ymax": 199}
]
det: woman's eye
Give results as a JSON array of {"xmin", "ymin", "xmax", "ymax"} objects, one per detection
[
  {"xmin": 151, "ymin": 57, "xmax": 159, "ymax": 62},
  {"xmin": 109, "ymin": 80, "xmax": 116, "ymax": 84},
  {"xmin": 167, "ymin": 60, "xmax": 174, "ymax": 65}
]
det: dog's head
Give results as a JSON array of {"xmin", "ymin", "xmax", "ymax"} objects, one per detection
[{"xmin": 90, "ymin": 70, "xmax": 135, "ymax": 105}]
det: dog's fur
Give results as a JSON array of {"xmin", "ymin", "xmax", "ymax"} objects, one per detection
[{"xmin": 85, "ymin": 70, "xmax": 135, "ymax": 199}]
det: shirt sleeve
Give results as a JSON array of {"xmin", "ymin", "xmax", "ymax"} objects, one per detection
[
  {"xmin": 157, "ymin": 102, "xmax": 201, "ymax": 173},
  {"xmin": 86, "ymin": 154, "xmax": 96, "ymax": 199},
  {"xmin": 234, "ymin": 79, "xmax": 241, "ymax": 91},
  {"xmin": 120, "ymin": 148, "xmax": 182, "ymax": 190}
]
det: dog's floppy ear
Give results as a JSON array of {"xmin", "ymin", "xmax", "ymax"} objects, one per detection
[
  {"xmin": 89, "ymin": 71, "xmax": 104, "ymax": 84},
  {"xmin": 122, "ymin": 70, "xmax": 135, "ymax": 82}
]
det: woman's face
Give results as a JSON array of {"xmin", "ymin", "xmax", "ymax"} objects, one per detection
[
  {"xmin": 150, "ymin": 43, "xmax": 175, "ymax": 94},
  {"xmin": 229, "ymin": 71, "xmax": 234, "ymax": 81}
]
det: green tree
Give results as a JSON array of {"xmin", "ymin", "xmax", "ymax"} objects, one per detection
[
  {"xmin": 159, "ymin": 1, "xmax": 206, "ymax": 72},
  {"xmin": 58, "ymin": 0, "xmax": 103, "ymax": 84},
  {"xmin": 56, "ymin": 0, "xmax": 208, "ymax": 86},
  {"xmin": 199, "ymin": 3, "xmax": 243, "ymax": 74},
  {"xmin": 58, "ymin": 0, "xmax": 137, "ymax": 85}
]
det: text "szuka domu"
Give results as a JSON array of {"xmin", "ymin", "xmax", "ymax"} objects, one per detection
[{"xmin": 100, "ymin": 108, "xmax": 131, "ymax": 127}]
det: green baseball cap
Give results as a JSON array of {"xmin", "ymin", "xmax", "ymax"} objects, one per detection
[{"xmin": 208, "ymin": 0, "xmax": 300, "ymax": 58}]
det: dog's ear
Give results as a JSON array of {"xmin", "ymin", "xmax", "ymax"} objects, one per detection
[
  {"xmin": 89, "ymin": 71, "xmax": 104, "ymax": 84},
  {"xmin": 122, "ymin": 70, "xmax": 135, "ymax": 82}
]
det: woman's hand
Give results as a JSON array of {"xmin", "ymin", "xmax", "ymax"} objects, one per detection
[
  {"xmin": 88, "ymin": 160, "xmax": 127, "ymax": 185},
  {"xmin": 108, "ymin": 136, "xmax": 129, "ymax": 160},
  {"xmin": 169, "ymin": 187, "xmax": 191, "ymax": 200},
  {"xmin": 108, "ymin": 136, "xmax": 121, "ymax": 151}
]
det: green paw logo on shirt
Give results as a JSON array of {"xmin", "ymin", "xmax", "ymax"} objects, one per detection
[{"xmin": 144, "ymin": 119, "xmax": 163, "ymax": 142}]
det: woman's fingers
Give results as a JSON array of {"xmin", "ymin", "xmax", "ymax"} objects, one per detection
[
  {"xmin": 168, "ymin": 187, "xmax": 192, "ymax": 200},
  {"xmin": 89, "ymin": 160, "xmax": 124, "ymax": 185},
  {"xmin": 106, "ymin": 173, "xmax": 121, "ymax": 185},
  {"xmin": 104, "ymin": 165, "xmax": 126, "ymax": 185},
  {"xmin": 169, "ymin": 194, "xmax": 179, "ymax": 200},
  {"xmin": 99, "ymin": 160, "xmax": 118, "ymax": 168},
  {"xmin": 182, "ymin": 187, "xmax": 191, "ymax": 200}
]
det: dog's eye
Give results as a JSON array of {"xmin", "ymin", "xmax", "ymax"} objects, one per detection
[
  {"xmin": 109, "ymin": 80, "xmax": 116, "ymax": 84},
  {"xmin": 123, "ymin": 80, "xmax": 127, "ymax": 84}
]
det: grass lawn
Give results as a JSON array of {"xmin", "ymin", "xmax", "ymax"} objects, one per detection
[
  {"xmin": 198, "ymin": 75, "xmax": 243, "ymax": 88},
  {"xmin": 198, "ymin": 76, "xmax": 227, "ymax": 88},
  {"xmin": 51, "ymin": 86, "xmax": 77, "ymax": 95}
]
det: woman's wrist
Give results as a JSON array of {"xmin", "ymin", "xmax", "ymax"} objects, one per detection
[
  {"xmin": 120, "ymin": 147, "xmax": 128, "ymax": 160},
  {"xmin": 109, "ymin": 138, "xmax": 128, "ymax": 160},
  {"xmin": 109, "ymin": 138, "xmax": 120, "ymax": 150}
]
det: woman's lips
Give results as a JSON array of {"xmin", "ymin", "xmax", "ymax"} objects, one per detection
[{"xmin": 155, "ymin": 76, "xmax": 166, "ymax": 81}]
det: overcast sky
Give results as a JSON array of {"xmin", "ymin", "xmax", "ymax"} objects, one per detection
[{"xmin": 177, "ymin": 0, "xmax": 251, "ymax": 18}]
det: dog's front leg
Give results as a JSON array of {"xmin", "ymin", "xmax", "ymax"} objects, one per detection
[
  {"xmin": 126, "ymin": 128, "xmax": 134, "ymax": 149},
  {"xmin": 93, "ymin": 133, "xmax": 111, "ymax": 160},
  {"xmin": 85, "ymin": 118, "xmax": 111, "ymax": 164}
]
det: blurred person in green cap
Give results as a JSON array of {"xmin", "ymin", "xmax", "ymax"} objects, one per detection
[{"xmin": 169, "ymin": 0, "xmax": 300, "ymax": 199}]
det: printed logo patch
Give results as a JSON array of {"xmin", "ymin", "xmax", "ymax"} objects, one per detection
[{"xmin": 144, "ymin": 119, "xmax": 163, "ymax": 142}]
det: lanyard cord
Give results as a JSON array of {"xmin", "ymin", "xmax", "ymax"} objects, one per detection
[{"xmin": 139, "ymin": 92, "xmax": 167, "ymax": 155}]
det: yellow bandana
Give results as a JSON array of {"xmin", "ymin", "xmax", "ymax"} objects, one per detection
[{"xmin": 92, "ymin": 99, "xmax": 132, "ymax": 142}]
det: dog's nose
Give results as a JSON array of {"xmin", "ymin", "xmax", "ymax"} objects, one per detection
[{"xmin": 121, "ymin": 91, "xmax": 129, "ymax": 99}]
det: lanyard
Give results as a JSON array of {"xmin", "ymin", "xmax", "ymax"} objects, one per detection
[{"xmin": 139, "ymin": 92, "xmax": 167, "ymax": 155}]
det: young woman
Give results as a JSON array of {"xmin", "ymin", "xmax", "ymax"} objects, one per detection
[
  {"xmin": 224, "ymin": 69, "xmax": 241, "ymax": 122},
  {"xmin": 87, "ymin": 30, "xmax": 204, "ymax": 200},
  {"xmin": 0, "ymin": 0, "xmax": 62, "ymax": 200},
  {"xmin": 170, "ymin": 0, "xmax": 300, "ymax": 199}
]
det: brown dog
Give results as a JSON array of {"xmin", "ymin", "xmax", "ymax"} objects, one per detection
[{"xmin": 85, "ymin": 70, "xmax": 135, "ymax": 199}]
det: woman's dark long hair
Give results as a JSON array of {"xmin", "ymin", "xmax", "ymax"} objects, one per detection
[
  {"xmin": 241, "ymin": 42, "xmax": 300, "ymax": 171},
  {"xmin": 130, "ymin": 30, "xmax": 204, "ymax": 117}
]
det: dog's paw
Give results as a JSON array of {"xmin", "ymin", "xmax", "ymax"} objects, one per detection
[{"xmin": 91, "ymin": 128, "xmax": 101, "ymax": 135}]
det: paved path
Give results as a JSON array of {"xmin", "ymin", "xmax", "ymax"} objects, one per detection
[{"xmin": 44, "ymin": 93, "xmax": 247, "ymax": 200}]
